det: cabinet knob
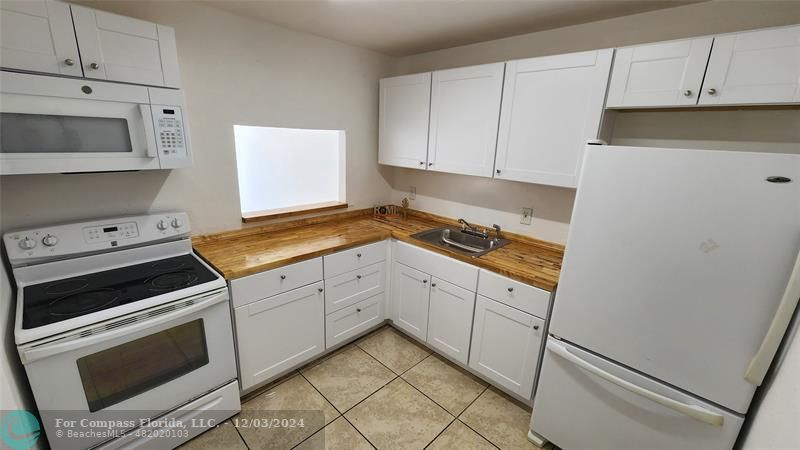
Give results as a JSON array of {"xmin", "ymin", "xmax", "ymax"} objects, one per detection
[
  {"xmin": 496, "ymin": 169, "xmax": 501, "ymax": 175},
  {"xmin": 64, "ymin": 58, "xmax": 75, "ymax": 66},
  {"xmin": 707, "ymin": 88, "xmax": 717, "ymax": 96},
  {"xmin": 419, "ymin": 161, "xmax": 424, "ymax": 166},
  {"xmin": 423, "ymin": 279, "xmax": 428, "ymax": 284},
  {"xmin": 356, "ymin": 308, "xmax": 362, "ymax": 313},
  {"xmin": 428, "ymin": 162, "xmax": 433, "ymax": 166},
  {"xmin": 89, "ymin": 62, "xmax": 100, "ymax": 70},
  {"xmin": 280, "ymin": 275, "xmax": 286, "ymax": 280},
  {"xmin": 431, "ymin": 283, "xmax": 437, "ymax": 287},
  {"xmin": 357, "ymin": 253, "xmax": 362, "ymax": 258},
  {"xmin": 356, "ymin": 275, "xmax": 362, "ymax": 279},
  {"xmin": 318, "ymin": 288, "xmax": 324, "ymax": 292},
  {"xmin": 683, "ymin": 89, "xmax": 692, "ymax": 97},
  {"xmin": 507, "ymin": 287, "xmax": 514, "ymax": 292},
  {"xmin": 533, "ymin": 325, "xmax": 540, "ymax": 330}
]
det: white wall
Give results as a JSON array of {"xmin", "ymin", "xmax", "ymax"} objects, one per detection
[
  {"xmin": 0, "ymin": 0, "xmax": 392, "ymax": 417},
  {"xmin": 386, "ymin": 1, "xmax": 800, "ymax": 243}
]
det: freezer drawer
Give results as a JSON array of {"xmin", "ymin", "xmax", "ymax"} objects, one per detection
[{"xmin": 531, "ymin": 338, "xmax": 744, "ymax": 450}]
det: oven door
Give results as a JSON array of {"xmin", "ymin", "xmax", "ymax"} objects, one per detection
[
  {"xmin": 0, "ymin": 72, "xmax": 160, "ymax": 175},
  {"xmin": 19, "ymin": 288, "xmax": 237, "ymax": 450}
]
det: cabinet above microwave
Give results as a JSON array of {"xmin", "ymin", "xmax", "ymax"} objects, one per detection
[
  {"xmin": 0, "ymin": 0, "xmax": 180, "ymax": 88},
  {"xmin": 0, "ymin": 72, "xmax": 192, "ymax": 175}
]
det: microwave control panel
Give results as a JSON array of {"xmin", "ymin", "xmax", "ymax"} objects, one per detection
[{"xmin": 153, "ymin": 106, "xmax": 187, "ymax": 159}]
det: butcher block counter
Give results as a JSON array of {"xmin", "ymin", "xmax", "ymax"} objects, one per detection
[{"xmin": 193, "ymin": 209, "xmax": 564, "ymax": 291}]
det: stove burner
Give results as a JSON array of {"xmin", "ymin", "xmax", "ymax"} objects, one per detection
[
  {"xmin": 147, "ymin": 271, "xmax": 198, "ymax": 291},
  {"xmin": 49, "ymin": 288, "xmax": 121, "ymax": 317},
  {"xmin": 44, "ymin": 279, "xmax": 90, "ymax": 296},
  {"xmin": 151, "ymin": 259, "xmax": 186, "ymax": 272}
]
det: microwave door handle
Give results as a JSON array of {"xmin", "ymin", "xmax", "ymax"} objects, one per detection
[
  {"xmin": 139, "ymin": 104, "xmax": 158, "ymax": 158},
  {"xmin": 745, "ymin": 247, "xmax": 800, "ymax": 385},
  {"xmin": 20, "ymin": 290, "xmax": 228, "ymax": 364},
  {"xmin": 547, "ymin": 340, "xmax": 725, "ymax": 427}
]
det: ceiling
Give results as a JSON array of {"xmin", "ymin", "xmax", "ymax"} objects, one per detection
[{"xmin": 205, "ymin": 0, "xmax": 699, "ymax": 56}]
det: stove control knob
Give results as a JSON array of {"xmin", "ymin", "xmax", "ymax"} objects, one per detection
[
  {"xmin": 156, "ymin": 219, "xmax": 169, "ymax": 231},
  {"xmin": 171, "ymin": 218, "xmax": 183, "ymax": 229},
  {"xmin": 19, "ymin": 237, "xmax": 36, "ymax": 250},
  {"xmin": 42, "ymin": 234, "xmax": 58, "ymax": 247}
]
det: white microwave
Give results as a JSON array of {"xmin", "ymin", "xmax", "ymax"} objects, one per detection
[{"xmin": 0, "ymin": 71, "xmax": 192, "ymax": 175}]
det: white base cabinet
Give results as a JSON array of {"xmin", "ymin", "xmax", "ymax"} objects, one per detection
[
  {"xmin": 234, "ymin": 282, "xmax": 325, "ymax": 391},
  {"xmin": 326, "ymin": 293, "xmax": 385, "ymax": 348},
  {"xmin": 469, "ymin": 295, "xmax": 544, "ymax": 400},
  {"xmin": 391, "ymin": 261, "xmax": 431, "ymax": 342},
  {"xmin": 427, "ymin": 278, "xmax": 476, "ymax": 365}
]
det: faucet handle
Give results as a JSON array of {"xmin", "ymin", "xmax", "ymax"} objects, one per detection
[{"xmin": 492, "ymin": 224, "xmax": 501, "ymax": 239}]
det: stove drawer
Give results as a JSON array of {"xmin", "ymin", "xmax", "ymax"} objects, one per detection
[{"xmin": 230, "ymin": 257, "xmax": 322, "ymax": 308}]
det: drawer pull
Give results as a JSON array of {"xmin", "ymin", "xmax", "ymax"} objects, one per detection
[
  {"xmin": 533, "ymin": 325, "xmax": 540, "ymax": 330},
  {"xmin": 280, "ymin": 275, "xmax": 286, "ymax": 280},
  {"xmin": 356, "ymin": 275, "xmax": 362, "ymax": 280},
  {"xmin": 431, "ymin": 283, "xmax": 437, "ymax": 287},
  {"xmin": 507, "ymin": 287, "xmax": 514, "ymax": 292},
  {"xmin": 357, "ymin": 253, "xmax": 362, "ymax": 258},
  {"xmin": 318, "ymin": 288, "xmax": 324, "ymax": 293},
  {"xmin": 356, "ymin": 308, "xmax": 362, "ymax": 312},
  {"xmin": 423, "ymin": 279, "xmax": 428, "ymax": 284}
]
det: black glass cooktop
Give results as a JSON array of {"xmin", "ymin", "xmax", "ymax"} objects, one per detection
[{"xmin": 23, "ymin": 254, "xmax": 219, "ymax": 329}]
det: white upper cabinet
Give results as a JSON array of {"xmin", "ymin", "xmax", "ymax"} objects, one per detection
[
  {"xmin": 379, "ymin": 73, "xmax": 432, "ymax": 169},
  {"xmin": 0, "ymin": 1, "xmax": 82, "ymax": 77},
  {"xmin": 606, "ymin": 38, "xmax": 713, "ymax": 108},
  {"xmin": 71, "ymin": 5, "xmax": 180, "ymax": 87},
  {"xmin": 427, "ymin": 63, "xmax": 504, "ymax": 177},
  {"xmin": 494, "ymin": 50, "xmax": 612, "ymax": 188},
  {"xmin": 700, "ymin": 25, "xmax": 800, "ymax": 105}
]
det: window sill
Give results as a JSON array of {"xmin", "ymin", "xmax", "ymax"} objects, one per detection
[{"xmin": 242, "ymin": 201, "xmax": 348, "ymax": 223}]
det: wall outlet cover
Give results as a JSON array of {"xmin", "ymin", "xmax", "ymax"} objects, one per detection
[{"xmin": 521, "ymin": 208, "xmax": 533, "ymax": 225}]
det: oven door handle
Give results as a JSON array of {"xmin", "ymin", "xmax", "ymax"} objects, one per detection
[{"xmin": 20, "ymin": 289, "xmax": 229, "ymax": 364}]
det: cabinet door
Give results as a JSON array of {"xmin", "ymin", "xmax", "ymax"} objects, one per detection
[
  {"xmin": 71, "ymin": 5, "xmax": 180, "ymax": 87},
  {"xmin": 428, "ymin": 63, "xmax": 504, "ymax": 177},
  {"xmin": 700, "ymin": 26, "xmax": 800, "ymax": 105},
  {"xmin": 469, "ymin": 295, "xmax": 543, "ymax": 399},
  {"xmin": 426, "ymin": 278, "xmax": 476, "ymax": 365},
  {"xmin": 0, "ymin": 0, "xmax": 82, "ymax": 77},
  {"xmin": 379, "ymin": 73, "xmax": 431, "ymax": 169},
  {"xmin": 606, "ymin": 38, "xmax": 713, "ymax": 108},
  {"xmin": 494, "ymin": 50, "xmax": 612, "ymax": 188},
  {"xmin": 391, "ymin": 261, "xmax": 431, "ymax": 341},
  {"xmin": 234, "ymin": 282, "xmax": 325, "ymax": 391}
]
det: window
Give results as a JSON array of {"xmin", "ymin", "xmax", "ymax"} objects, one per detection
[{"xmin": 233, "ymin": 125, "xmax": 346, "ymax": 221}]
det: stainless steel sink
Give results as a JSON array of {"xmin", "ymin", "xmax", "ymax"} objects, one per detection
[{"xmin": 411, "ymin": 226, "xmax": 511, "ymax": 257}]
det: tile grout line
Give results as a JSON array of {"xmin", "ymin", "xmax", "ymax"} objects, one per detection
[
  {"xmin": 295, "ymin": 370, "xmax": 381, "ymax": 449},
  {"xmin": 455, "ymin": 385, "xmax": 506, "ymax": 450}
]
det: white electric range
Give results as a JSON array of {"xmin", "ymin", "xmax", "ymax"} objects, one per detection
[{"xmin": 4, "ymin": 212, "xmax": 240, "ymax": 450}]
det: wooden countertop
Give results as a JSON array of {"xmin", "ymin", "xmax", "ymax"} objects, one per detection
[{"xmin": 193, "ymin": 209, "xmax": 564, "ymax": 291}]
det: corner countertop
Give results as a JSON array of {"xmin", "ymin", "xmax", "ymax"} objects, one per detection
[{"xmin": 192, "ymin": 210, "xmax": 564, "ymax": 292}]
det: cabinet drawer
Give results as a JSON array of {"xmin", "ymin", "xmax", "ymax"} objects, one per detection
[
  {"xmin": 230, "ymin": 258, "xmax": 322, "ymax": 308},
  {"xmin": 478, "ymin": 269, "xmax": 550, "ymax": 318},
  {"xmin": 324, "ymin": 241, "xmax": 387, "ymax": 279},
  {"xmin": 234, "ymin": 282, "xmax": 325, "ymax": 390},
  {"xmin": 325, "ymin": 262, "xmax": 386, "ymax": 314},
  {"xmin": 326, "ymin": 293, "xmax": 385, "ymax": 349},
  {"xmin": 394, "ymin": 241, "xmax": 479, "ymax": 290}
]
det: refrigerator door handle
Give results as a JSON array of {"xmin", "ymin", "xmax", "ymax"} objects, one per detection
[
  {"xmin": 745, "ymin": 248, "xmax": 800, "ymax": 385},
  {"xmin": 547, "ymin": 340, "xmax": 725, "ymax": 427}
]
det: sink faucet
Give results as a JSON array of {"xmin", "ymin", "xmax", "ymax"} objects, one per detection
[
  {"xmin": 458, "ymin": 218, "xmax": 489, "ymax": 239},
  {"xmin": 492, "ymin": 224, "xmax": 501, "ymax": 240}
]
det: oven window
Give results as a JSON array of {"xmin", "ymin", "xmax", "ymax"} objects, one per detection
[
  {"xmin": 0, "ymin": 113, "xmax": 133, "ymax": 153},
  {"xmin": 77, "ymin": 319, "xmax": 209, "ymax": 412}
]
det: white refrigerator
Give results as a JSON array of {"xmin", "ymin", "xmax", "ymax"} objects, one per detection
[{"xmin": 530, "ymin": 145, "xmax": 800, "ymax": 449}]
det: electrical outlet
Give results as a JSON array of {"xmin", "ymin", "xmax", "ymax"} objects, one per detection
[
  {"xmin": 409, "ymin": 186, "xmax": 416, "ymax": 200},
  {"xmin": 520, "ymin": 208, "xmax": 533, "ymax": 225}
]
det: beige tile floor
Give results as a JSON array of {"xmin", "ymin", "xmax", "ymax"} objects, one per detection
[{"xmin": 180, "ymin": 325, "xmax": 555, "ymax": 450}]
